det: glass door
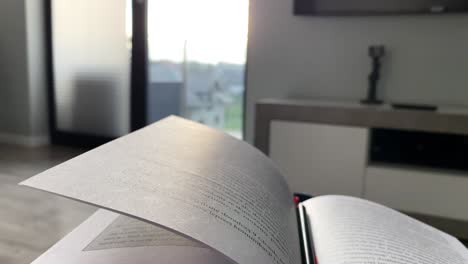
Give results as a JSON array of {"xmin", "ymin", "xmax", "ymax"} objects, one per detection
[
  {"xmin": 46, "ymin": 0, "xmax": 247, "ymax": 146},
  {"xmin": 47, "ymin": 0, "xmax": 133, "ymax": 147},
  {"xmin": 144, "ymin": 0, "xmax": 249, "ymax": 138}
]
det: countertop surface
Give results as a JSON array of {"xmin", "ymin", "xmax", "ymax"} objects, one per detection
[
  {"xmin": 255, "ymin": 98, "xmax": 468, "ymax": 153},
  {"xmin": 257, "ymin": 98, "xmax": 468, "ymax": 116}
]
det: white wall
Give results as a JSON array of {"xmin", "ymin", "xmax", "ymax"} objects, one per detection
[
  {"xmin": 0, "ymin": 0, "xmax": 30, "ymax": 136},
  {"xmin": 245, "ymin": 0, "xmax": 468, "ymax": 142},
  {"xmin": 0, "ymin": 0, "xmax": 49, "ymax": 146}
]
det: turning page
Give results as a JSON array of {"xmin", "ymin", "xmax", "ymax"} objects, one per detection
[
  {"xmin": 20, "ymin": 116, "xmax": 300, "ymax": 264},
  {"xmin": 303, "ymin": 196, "xmax": 468, "ymax": 264},
  {"xmin": 32, "ymin": 209, "xmax": 232, "ymax": 264}
]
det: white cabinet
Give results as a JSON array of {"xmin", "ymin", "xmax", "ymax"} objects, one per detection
[
  {"xmin": 269, "ymin": 121, "xmax": 368, "ymax": 197},
  {"xmin": 365, "ymin": 166, "xmax": 468, "ymax": 221},
  {"xmin": 268, "ymin": 120, "xmax": 468, "ymax": 223}
]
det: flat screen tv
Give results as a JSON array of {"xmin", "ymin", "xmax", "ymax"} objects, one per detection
[{"xmin": 294, "ymin": 0, "xmax": 468, "ymax": 15}]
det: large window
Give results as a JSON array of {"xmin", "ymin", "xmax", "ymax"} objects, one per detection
[
  {"xmin": 143, "ymin": 0, "xmax": 249, "ymax": 138},
  {"xmin": 46, "ymin": 0, "xmax": 248, "ymax": 147}
]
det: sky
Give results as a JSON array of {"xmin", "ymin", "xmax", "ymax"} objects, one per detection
[{"xmin": 127, "ymin": 0, "xmax": 249, "ymax": 65}]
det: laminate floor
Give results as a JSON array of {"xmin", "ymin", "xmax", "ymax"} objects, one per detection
[{"xmin": 0, "ymin": 144, "xmax": 96, "ymax": 264}]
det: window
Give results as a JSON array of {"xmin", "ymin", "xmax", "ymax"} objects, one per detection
[{"xmin": 144, "ymin": 0, "xmax": 249, "ymax": 139}]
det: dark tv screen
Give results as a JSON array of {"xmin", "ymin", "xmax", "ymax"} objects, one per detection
[{"xmin": 294, "ymin": 0, "xmax": 468, "ymax": 15}]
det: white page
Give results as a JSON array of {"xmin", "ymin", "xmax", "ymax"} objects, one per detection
[
  {"xmin": 303, "ymin": 196, "xmax": 468, "ymax": 264},
  {"xmin": 20, "ymin": 116, "xmax": 300, "ymax": 264},
  {"xmin": 32, "ymin": 209, "xmax": 232, "ymax": 264}
]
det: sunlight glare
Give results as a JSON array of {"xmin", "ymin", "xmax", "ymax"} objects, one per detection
[{"xmin": 146, "ymin": 0, "xmax": 249, "ymax": 64}]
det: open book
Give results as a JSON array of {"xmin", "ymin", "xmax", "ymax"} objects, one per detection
[{"xmin": 20, "ymin": 116, "xmax": 468, "ymax": 264}]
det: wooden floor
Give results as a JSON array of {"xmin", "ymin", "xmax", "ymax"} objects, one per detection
[{"xmin": 0, "ymin": 144, "xmax": 96, "ymax": 264}]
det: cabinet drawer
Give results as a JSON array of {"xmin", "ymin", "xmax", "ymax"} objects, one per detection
[
  {"xmin": 365, "ymin": 166, "xmax": 468, "ymax": 221},
  {"xmin": 270, "ymin": 121, "xmax": 368, "ymax": 196}
]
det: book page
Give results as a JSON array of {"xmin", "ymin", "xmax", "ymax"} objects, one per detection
[
  {"xmin": 32, "ymin": 209, "xmax": 232, "ymax": 264},
  {"xmin": 303, "ymin": 196, "xmax": 468, "ymax": 264},
  {"xmin": 21, "ymin": 116, "xmax": 300, "ymax": 264},
  {"xmin": 84, "ymin": 212, "xmax": 205, "ymax": 251}
]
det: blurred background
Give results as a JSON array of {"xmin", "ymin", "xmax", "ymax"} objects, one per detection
[
  {"xmin": 0, "ymin": 0, "xmax": 248, "ymax": 263},
  {"xmin": 2, "ymin": 0, "xmax": 468, "ymax": 263},
  {"xmin": 52, "ymin": 0, "xmax": 248, "ymax": 143}
]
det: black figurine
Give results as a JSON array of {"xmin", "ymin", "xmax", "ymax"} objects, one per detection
[{"xmin": 362, "ymin": 45, "xmax": 385, "ymax": 105}]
